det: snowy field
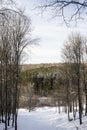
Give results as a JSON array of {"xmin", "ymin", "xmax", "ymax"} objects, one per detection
[{"xmin": 0, "ymin": 107, "xmax": 87, "ymax": 130}]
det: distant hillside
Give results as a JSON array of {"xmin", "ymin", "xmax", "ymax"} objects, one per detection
[{"xmin": 20, "ymin": 63, "xmax": 62, "ymax": 71}]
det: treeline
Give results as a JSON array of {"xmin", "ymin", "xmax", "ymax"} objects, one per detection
[{"xmin": 20, "ymin": 66, "xmax": 58, "ymax": 94}]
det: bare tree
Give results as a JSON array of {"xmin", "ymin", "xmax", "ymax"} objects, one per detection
[
  {"xmin": 62, "ymin": 33, "xmax": 86, "ymax": 124},
  {"xmin": 81, "ymin": 40, "xmax": 87, "ymax": 115},
  {"xmin": 0, "ymin": 6, "xmax": 36, "ymax": 130}
]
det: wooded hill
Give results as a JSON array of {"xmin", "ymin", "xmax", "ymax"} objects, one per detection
[
  {"xmin": 20, "ymin": 63, "xmax": 63, "ymax": 106},
  {"xmin": 20, "ymin": 63, "xmax": 86, "ymax": 104},
  {"xmin": 20, "ymin": 63, "xmax": 61, "ymax": 71}
]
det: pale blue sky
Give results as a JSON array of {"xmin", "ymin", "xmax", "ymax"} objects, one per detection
[{"xmin": 17, "ymin": 0, "xmax": 87, "ymax": 64}]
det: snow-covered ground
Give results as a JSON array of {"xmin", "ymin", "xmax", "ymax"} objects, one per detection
[{"xmin": 0, "ymin": 107, "xmax": 87, "ymax": 130}]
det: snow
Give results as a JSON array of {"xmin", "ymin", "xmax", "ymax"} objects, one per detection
[{"xmin": 0, "ymin": 107, "xmax": 87, "ymax": 130}]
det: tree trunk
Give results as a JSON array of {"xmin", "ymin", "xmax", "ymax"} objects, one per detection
[
  {"xmin": 77, "ymin": 70, "xmax": 82, "ymax": 124},
  {"xmin": 5, "ymin": 54, "xmax": 8, "ymax": 130}
]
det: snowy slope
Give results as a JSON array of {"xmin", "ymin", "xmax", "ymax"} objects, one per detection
[{"xmin": 0, "ymin": 107, "xmax": 87, "ymax": 130}]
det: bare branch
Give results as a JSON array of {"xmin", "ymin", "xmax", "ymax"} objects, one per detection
[{"xmin": 38, "ymin": 0, "xmax": 87, "ymax": 25}]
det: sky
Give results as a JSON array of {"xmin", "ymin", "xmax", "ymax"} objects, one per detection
[{"xmin": 17, "ymin": 0, "xmax": 87, "ymax": 64}]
